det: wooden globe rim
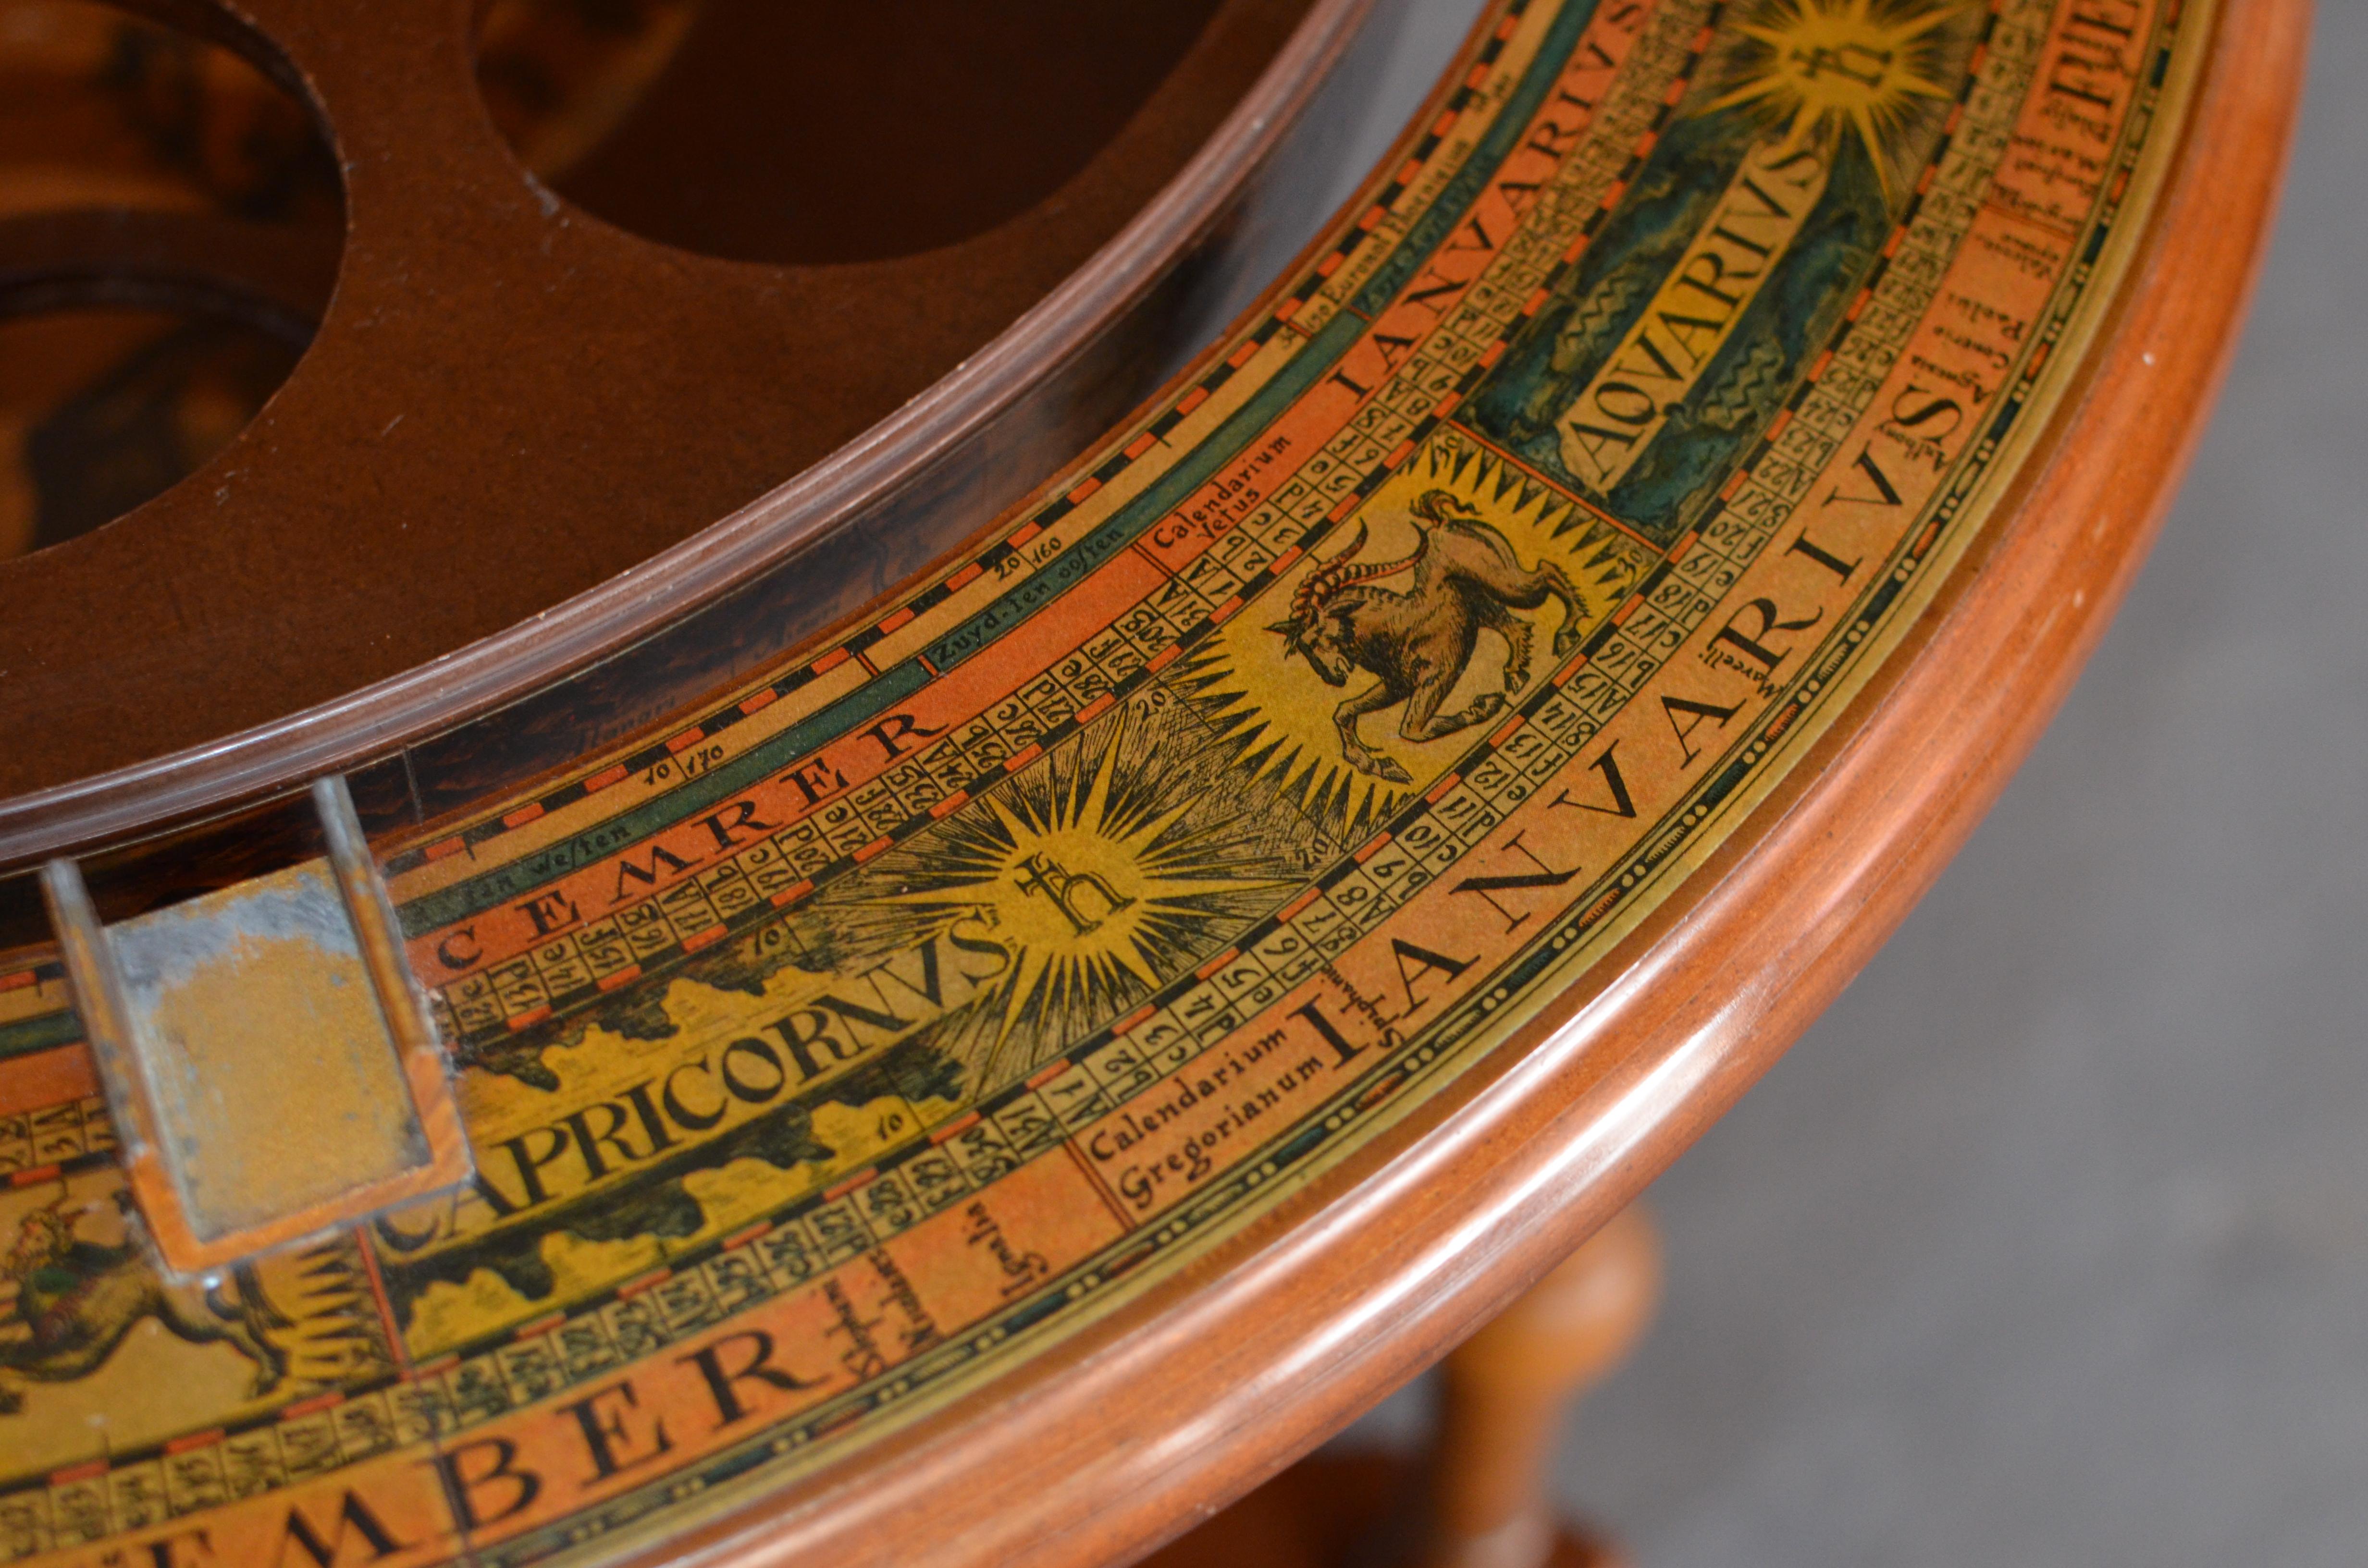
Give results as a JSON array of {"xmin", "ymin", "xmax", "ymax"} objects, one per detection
[
  {"xmin": 518, "ymin": 3, "xmax": 2307, "ymax": 1566},
  {"xmin": 0, "ymin": 1, "xmax": 2305, "ymax": 1563}
]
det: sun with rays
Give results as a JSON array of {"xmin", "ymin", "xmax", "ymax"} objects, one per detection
[
  {"xmin": 1708, "ymin": 0, "xmax": 1977, "ymax": 202},
  {"xmin": 876, "ymin": 709, "xmax": 1296, "ymax": 1077}
]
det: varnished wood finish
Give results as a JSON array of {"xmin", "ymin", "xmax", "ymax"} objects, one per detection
[
  {"xmin": 1143, "ymin": 1455, "xmax": 1619, "ymax": 1568},
  {"xmin": 508, "ymin": 6, "xmax": 2301, "ymax": 1568},
  {"xmin": 1422, "ymin": 1206, "xmax": 1658, "ymax": 1568},
  {"xmin": 0, "ymin": 1, "xmax": 2303, "ymax": 1564},
  {"xmin": 0, "ymin": 0, "xmax": 1377, "ymax": 822},
  {"xmin": 1144, "ymin": 1202, "xmax": 1656, "ymax": 1568}
]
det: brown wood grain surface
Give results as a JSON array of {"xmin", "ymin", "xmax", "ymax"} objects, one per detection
[
  {"xmin": 510, "ymin": 3, "xmax": 2297, "ymax": 1565},
  {"xmin": 0, "ymin": 1, "xmax": 2303, "ymax": 1564},
  {"xmin": 0, "ymin": 0, "xmax": 1358, "ymax": 812}
]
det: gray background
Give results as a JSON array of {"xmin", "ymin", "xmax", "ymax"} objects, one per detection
[{"xmin": 1323, "ymin": 2, "xmax": 2367, "ymax": 1562}]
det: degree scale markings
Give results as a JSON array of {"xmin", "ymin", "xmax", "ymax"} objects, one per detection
[
  {"xmin": 387, "ymin": 0, "xmax": 1593, "ymax": 941},
  {"xmin": 397, "ymin": 0, "xmax": 1660, "ymax": 1038},
  {"xmin": 381, "ymin": 0, "xmax": 1671, "ymax": 1338},
  {"xmin": 0, "ymin": 0, "xmax": 2203, "ymax": 1563}
]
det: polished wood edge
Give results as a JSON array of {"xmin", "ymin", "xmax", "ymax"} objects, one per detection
[
  {"xmin": 552, "ymin": 3, "xmax": 2308, "ymax": 1566},
  {"xmin": 1143, "ymin": 1208, "xmax": 1661, "ymax": 1568},
  {"xmin": 1419, "ymin": 1205, "xmax": 1662, "ymax": 1568},
  {"xmin": 0, "ymin": 0, "xmax": 1379, "ymax": 861}
]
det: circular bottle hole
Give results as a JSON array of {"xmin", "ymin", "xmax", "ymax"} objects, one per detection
[
  {"xmin": 0, "ymin": 0, "xmax": 344, "ymax": 561},
  {"xmin": 474, "ymin": 0, "xmax": 1224, "ymax": 266}
]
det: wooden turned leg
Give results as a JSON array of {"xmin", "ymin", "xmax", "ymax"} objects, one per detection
[
  {"xmin": 1419, "ymin": 1205, "xmax": 1661, "ymax": 1568},
  {"xmin": 1142, "ymin": 1206, "xmax": 1661, "ymax": 1568}
]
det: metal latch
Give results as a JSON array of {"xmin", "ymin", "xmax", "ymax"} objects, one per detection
[{"xmin": 41, "ymin": 777, "xmax": 471, "ymax": 1277}]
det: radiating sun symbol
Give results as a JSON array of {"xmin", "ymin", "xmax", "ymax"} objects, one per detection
[
  {"xmin": 1709, "ymin": 0, "xmax": 1974, "ymax": 201},
  {"xmin": 885, "ymin": 719, "xmax": 1289, "ymax": 1074}
]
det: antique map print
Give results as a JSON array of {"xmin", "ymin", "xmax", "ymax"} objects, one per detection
[{"xmin": 0, "ymin": 0, "xmax": 2199, "ymax": 1561}]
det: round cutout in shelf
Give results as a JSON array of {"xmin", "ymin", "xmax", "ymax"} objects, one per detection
[
  {"xmin": 475, "ymin": 0, "xmax": 1227, "ymax": 265},
  {"xmin": 0, "ymin": 0, "xmax": 343, "ymax": 560}
]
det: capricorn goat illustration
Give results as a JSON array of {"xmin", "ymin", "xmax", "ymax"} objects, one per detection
[{"xmin": 1268, "ymin": 490, "xmax": 1586, "ymax": 783}]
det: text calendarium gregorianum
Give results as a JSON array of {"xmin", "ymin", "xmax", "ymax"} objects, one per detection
[{"xmin": 0, "ymin": 1, "xmax": 2188, "ymax": 1562}]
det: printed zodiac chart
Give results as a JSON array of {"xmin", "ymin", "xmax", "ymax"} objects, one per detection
[{"xmin": 0, "ymin": 0, "xmax": 2196, "ymax": 1561}]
